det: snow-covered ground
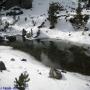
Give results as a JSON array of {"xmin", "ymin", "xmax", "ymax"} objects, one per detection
[{"xmin": 0, "ymin": 46, "xmax": 90, "ymax": 90}]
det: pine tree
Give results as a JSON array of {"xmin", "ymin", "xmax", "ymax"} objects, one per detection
[
  {"xmin": 70, "ymin": 0, "xmax": 89, "ymax": 30},
  {"xmin": 75, "ymin": 1, "xmax": 83, "ymax": 26},
  {"xmin": 14, "ymin": 72, "xmax": 30, "ymax": 90},
  {"xmin": 48, "ymin": 2, "xmax": 63, "ymax": 29}
]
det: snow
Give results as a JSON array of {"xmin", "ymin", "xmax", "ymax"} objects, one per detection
[{"xmin": 0, "ymin": 46, "xmax": 90, "ymax": 90}]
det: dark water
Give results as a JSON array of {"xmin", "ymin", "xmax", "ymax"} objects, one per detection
[{"xmin": 1, "ymin": 36, "xmax": 90, "ymax": 75}]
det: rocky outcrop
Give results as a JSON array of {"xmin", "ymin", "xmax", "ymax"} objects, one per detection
[{"xmin": 1, "ymin": 0, "xmax": 33, "ymax": 9}]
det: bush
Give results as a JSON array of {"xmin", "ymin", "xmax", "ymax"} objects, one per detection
[
  {"xmin": 70, "ymin": 2, "xmax": 89, "ymax": 30},
  {"xmin": 70, "ymin": 15, "xmax": 89, "ymax": 30},
  {"xmin": 48, "ymin": 2, "xmax": 63, "ymax": 29},
  {"xmin": 6, "ymin": 36, "xmax": 16, "ymax": 42},
  {"xmin": 14, "ymin": 71, "xmax": 30, "ymax": 90}
]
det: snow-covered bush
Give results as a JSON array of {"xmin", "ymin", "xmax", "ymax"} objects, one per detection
[
  {"xmin": 48, "ymin": 2, "xmax": 63, "ymax": 29},
  {"xmin": 14, "ymin": 71, "xmax": 30, "ymax": 90}
]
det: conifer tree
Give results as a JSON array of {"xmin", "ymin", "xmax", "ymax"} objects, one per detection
[
  {"xmin": 14, "ymin": 72, "xmax": 30, "ymax": 90},
  {"xmin": 70, "ymin": 0, "xmax": 89, "ymax": 30},
  {"xmin": 48, "ymin": 2, "xmax": 63, "ymax": 29}
]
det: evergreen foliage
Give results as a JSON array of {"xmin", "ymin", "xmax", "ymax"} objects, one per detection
[
  {"xmin": 48, "ymin": 2, "xmax": 63, "ymax": 29},
  {"xmin": 14, "ymin": 71, "xmax": 30, "ymax": 90},
  {"xmin": 70, "ymin": 1, "xmax": 89, "ymax": 30}
]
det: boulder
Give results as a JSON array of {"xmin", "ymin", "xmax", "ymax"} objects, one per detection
[
  {"xmin": 11, "ymin": 58, "xmax": 15, "ymax": 61},
  {"xmin": 0, "ymin": 61, "xmax": 6, "ymax": 71},
  {"xmin": 49, "ymin": 68, "xmax": 62, "ymax": 79}
]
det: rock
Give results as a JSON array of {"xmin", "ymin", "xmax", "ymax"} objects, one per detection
[
  {"xmin": 49, "ymin": 68, "xmax": 62, "ymax": 79},
  {"xmin": 0, "ymin": 61, "xmax": 6, "ymax": 71},
  {"xmin": 21, "ymin": 59, "xmax": 27, "ymax": 61},
  {"xmin": 88, "ymin": 33, "xmax": 90, "ymax": 36},
  {"xmin": 38, "ymin": 72, "xmax": 42, "ymax": 75},
  {"xmin": 11, "ymin": 58, "xmax": 15, "ymax": 61},
  {"xmin": 69, "ymin": 33, "xmax": 71, "ymax": 36}
]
